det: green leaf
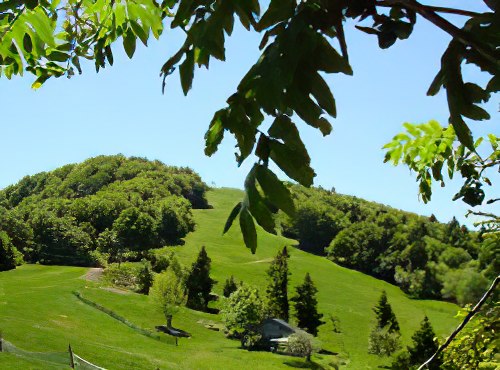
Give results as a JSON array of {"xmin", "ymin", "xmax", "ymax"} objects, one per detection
[
  {"xmin": 310, "ymin": 72, "xmax": 336, "ymax": 117},
  {"xmin": 256, "ymin": 0, "xmax": 295, "ymax": 31},
  {"xmin": 239, "ymin": 207, "xmax": 257, "ymax": 253},
  {"xmin": 123, "ymin": 30, "xmax": 136, "ymax": 58},
  {"xmin": 315, "ymin": 37, "xmax": 352, "ymax": 75},
  {"xmin": 244, "ymin": 165, "xmax": 276, "ymax": 234},
  {"xmin": 105, "ymin": 45, "xmax": 113, "ymax": 66},
  {"xmin": 486, "ymin": 75, "xmax": 500, "ymax": 92},
  {"xmin": 223, "ymin": 202, "xmax": 242, "ymax": 234},
  {"xmin": 172, "ymin": 0, "xmax": 195, "ymax": 28},
  {"xmin": 27, "ymin": 10, "xmax": 55, "ymax": 47},
  {"xmin": 31, "ymin": 74, "xmax": 49, "ymax": 89},
  {"xmin": 427, "ymin": 70, "xmax": 444, "ymax": 96},
  {"xmin": 205, "ymin": 110, "xmax": 225, "ymax": 156},
  {"xmin": 130, "ymin": 20, "xmax": 149, "ymax": 46},
  {"xmin": 450, "ymin": 115, "xmax": 474, "ymax": 151},
  {"xmin": 47, "ymin": 50, "xmax": 69, "ymax": 62},
  {"xmin": 269, "ymin": 140, "xmax": 315, "ymax": 187},
  {"xmin": 255, "ymin": 165, "xmax": 295, "ymax": 217},
  {"xmin": 179, "ymin": 49, "xmax": 195, "ymax": 95},
  {"xmin": 268, "ymin": 115, "xmax": 308, "ymax": 158}
]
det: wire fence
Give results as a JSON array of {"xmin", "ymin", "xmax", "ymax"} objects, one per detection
[{"xmin": 0, "ymin": 338, "xmax": 106, "ymax": 369}]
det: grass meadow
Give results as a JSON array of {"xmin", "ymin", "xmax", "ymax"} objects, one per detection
[{"xmin": 0, "ymin": 189, "xmax": 460, "ymax": 369}]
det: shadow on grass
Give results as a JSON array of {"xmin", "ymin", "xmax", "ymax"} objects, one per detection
[{"xmin": 283, "ymin": 360, "xmax": 326, "ymax": 369}]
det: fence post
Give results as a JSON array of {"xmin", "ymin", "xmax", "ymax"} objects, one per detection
[{"xmin": 69, "ymin": 344, "xmax": 75, "ymax": 369}]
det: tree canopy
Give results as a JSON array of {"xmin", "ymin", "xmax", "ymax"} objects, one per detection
[
  {"xmin": 1, "ymin": 0, "xmax": 497, "ymax": 252},
  {"xmin": 0, "ymin": 154, "xmax": 208, "ymax": 267}
]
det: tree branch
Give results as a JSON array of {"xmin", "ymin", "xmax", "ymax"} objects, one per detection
[
  {"xmin": 375, "ymin": 0, "xmax": 499, "ymax": 67},
  {"xmin": 417, "ymin": 275, "xmax": 500, "ymax": 370},
  {"xmin": 376, "ymin": 1, "xmax": 481, "ymax": 18}
]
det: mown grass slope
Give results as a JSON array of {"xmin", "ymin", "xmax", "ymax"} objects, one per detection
[{"xmin": 0, "ymin": 188, "xmax": 460, "ymax": 369}]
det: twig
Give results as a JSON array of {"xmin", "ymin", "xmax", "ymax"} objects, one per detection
[
  {"xmin": 376, "ymin": 1, "xmax": 481, "ymax": 18},
  {"xmin": 417, "ymin": 275, "xmax": 500, "ymax": 370}
]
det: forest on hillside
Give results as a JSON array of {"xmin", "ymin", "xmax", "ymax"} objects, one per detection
[
  {"xmin": 0, "ymin": 156, "xmax": 497, "ymax": 307},
  {"xmin": 0, "ymin": 155, "xmax": 208, "ymax": 267},
  {"xmin": 280, "ymin": 185, "xmax": 498, "ymax": 305}
]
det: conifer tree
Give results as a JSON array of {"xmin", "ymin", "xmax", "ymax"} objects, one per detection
[
  {"xmin": 373, "ymin": 291, "xmax": 400, "ymax": 333},
  {"xmin": 266, "ymin": 246, "xmax": 290, "ymax": 321},
  {"xmin": 291, "ymin": 273, "xmax": 323, "ymax": 336},
  {"xmin": 186, "ymin": 246, "xmax": 216, "ymax": 311},
  {"xmin": 408, "ymin": 316, "xmax": 441, "ymax": 369},
  {"xmin": 223, "ymin": 275, "xmax": 238, "ymax": 298}
]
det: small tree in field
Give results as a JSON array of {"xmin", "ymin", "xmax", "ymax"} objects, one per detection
[
  {"xmin": 291, "ymin": 273, "xmax": 323, "ymax": 336},
  {"xmin": 223, "ymin": 275, "xmax": 238, "ymax": 298},
  {"xmin": 408, "ymin": 316, "xmax": 441, "ymax": 369},
  {"xmin": 221, "ymin": 285, "xmax": 266, "ymax": 338},
  {"xmin": 369, "ymin": 291, "xmax": 401, "ymax": 356},
  {"xmin": 186, "ymin": 246, "xmax": 216, "ymax": 311},
  {"xmin": 368, "ymin": 327, "xmax": 401, "ymax": 356},
  {"xmin": 266, "ymin": 246, "xmax": 290, "ymax": 321},
  {"xmin": 287, "ymin": 331, "xmax": 320, "ymax": 362},
  {"xmin": 150, "ymin": 267, "xmax": 186, "ymax": 328},
  {"xmin": 373, "ymin": 291, "xmax": 400, "ymax": 333}
]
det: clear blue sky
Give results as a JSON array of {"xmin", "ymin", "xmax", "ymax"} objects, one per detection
[{"xmin": 0, "ymin": 1, "xmax": 498, "ymax": 227}]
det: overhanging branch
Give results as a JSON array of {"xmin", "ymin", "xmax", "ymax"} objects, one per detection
[{"xmin": 417, "ymin": 275, "xmax": 500, "ymax": 370}]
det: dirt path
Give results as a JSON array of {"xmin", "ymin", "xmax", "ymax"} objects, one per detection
[{"xmin": 84, "ymin": 268, "xmax": 103, "ymax": 282}]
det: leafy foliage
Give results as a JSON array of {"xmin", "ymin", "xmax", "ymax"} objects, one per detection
[
  {"xmin": 286, "ymin": 331, "xmax": 319, "ymax": 361},
  {"xmin": 221, "ymin": 284, "xmax": 266, "ymax": 338},
  {"xmin": 0, "ymin": 155, "xmax": 208, "ymax": 267},
  {"xmin": 368, "ymin": 326, "xmax": 401, "ymax": 357},
  {"xmin": 442, "ymin": 302, "xmax": 499, "ymax": 369},
  {"xmin": 149, "ymin": 265, "xmax": 187, "ymax": 327},
  {"xmin": 3, "ymin": 1, "xmax": 496, "ymax": 251},
  {"xmin": 0, "ymin": 231, "xmax": 21, "ymax": 271},
  {"xmin": 266, "ymin": 246, "xmax": 290, "ymax": 321},
  {"xmin": 384, "ymin": 121, "xmax": 499, "ymax": 225},
  {"xmin": 281, "ymin": 184, "xmax": 491, "ymax": 302},
  {"xmin": 291, "ymin": 273, "xmax": 323, "ymax": 336}
]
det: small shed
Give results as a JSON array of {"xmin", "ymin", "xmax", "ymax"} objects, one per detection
[{"xmin": 256, "ymin": 318, "xmax": 298, "ymax": 340}]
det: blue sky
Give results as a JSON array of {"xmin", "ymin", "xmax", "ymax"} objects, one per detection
[{"xmin": 0, "ymin": 2, "xmax": 498, "ymax": 227}]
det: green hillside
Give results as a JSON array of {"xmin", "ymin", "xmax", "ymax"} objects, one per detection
[{"xmin": 0, "ymin": 188, "xmax": 460, "ymax": 369}]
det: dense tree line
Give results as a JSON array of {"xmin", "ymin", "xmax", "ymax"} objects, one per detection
[
  {"xmin": 0, "ymin": 155, "xmax": 208, "ymax": 267},
  {"xmin": 281, "ymin": 185, "xmax": 497, "ymax": 303}
]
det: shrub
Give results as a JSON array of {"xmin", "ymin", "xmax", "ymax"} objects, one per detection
[
  {"xmin": 287, "ymin": 331, "xmax": 320, "ymax": 361},
  {"xmin": 368, "ymin": 327, "xmax": 401, "ymax": 356},
  {"xmin": 137, "ymin": 261, "xmax": 154, "ymax": 294}
]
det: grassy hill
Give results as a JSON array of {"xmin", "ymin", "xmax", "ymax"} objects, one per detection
[{"xmin": 0, "ymin": 188, "xmax": 460, "ymax": 369}]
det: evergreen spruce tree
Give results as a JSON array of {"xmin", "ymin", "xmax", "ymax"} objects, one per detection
[
  {"xmin": 186, "ymin": 246, "xmax": 216, "ymax": 311},
  {"xmin": 223, "ymin": 275, "xmax": 238, "ymax": 298},
  {"xmin": 373, "ymin": 291, "xmax": 400, "ymax": 333},
  {"xmin": 408, "ymin": 316, "xmax": 441, "ymax": 369},
  {"xmin": 291, "ymin": 273, "xmax": 323, "ymax": 336},
  {"xmin": 266, "ymin": 246, "xmax": 290, "ymax": 321}
]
